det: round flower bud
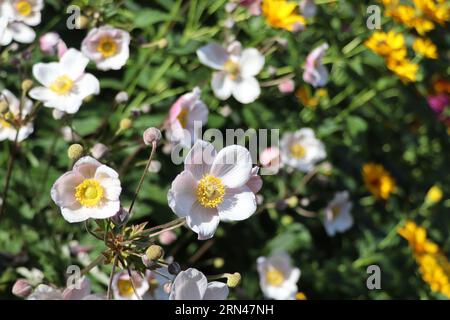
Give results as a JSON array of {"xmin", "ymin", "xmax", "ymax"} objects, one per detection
[
  {"xmin": 75, "ymin": 15, "xmax": 89, "ymax": 29},
  {"xmin": 426, "ymin": 186, "xmax": 443, "ymax": 204},
  {"xmin": 21, "ymin": 79, "xmax": 34, "ymax": 92},
  {"xmin": 143, "ymin": 127, "xmax": 162, "ymax": 145},
  {"xmin": 67, "ymin": 144, "xmax": 84, "ymax": 160},
  {"xmin": 119, "ymin": 118, "xmax": 132, "ymax": 131},
  {"xmin": 145, "ymin": 245, "xmax": 164, "ymax": 261},
  {"xmin": 226, "ymin": 272, "xmax": 241, "ymax": 288},
  {"xmin": 12, "ymin": 279, "xmax": 32, "ymax": 298},
  {"xmin": 168, "ymin": 262, "xmax": 181, "ymax": 275},
  {"xmin": 213, "ymin": 258, "xmax": 224, "ymax": 269},
  {"xmin": 114, "ymin": 91, "xmax": 129, "ymax": 104}
]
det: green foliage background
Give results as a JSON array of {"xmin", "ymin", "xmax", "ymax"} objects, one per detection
[{"xmin": 0, "ymin": 0, "xmax": 449, "ymax": 299}]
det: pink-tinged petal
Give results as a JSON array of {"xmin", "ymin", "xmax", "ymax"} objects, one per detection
[
  {"xmin": 278, "ymin": 79, "xmax": 295, "ymax": 93},
  {"xmin": 239, "ymin": 48, "xmax": 265, "ymax": 77},
  {"xmin": 186, "ymin": 202, "xmax": 220, "ymax": 240},
  {"xmin": 73, "ymin": 156, "xmax": 102, "ymax": 178},
  {"xmin": 60, "ymin": 49, "xmax": 89, "ymax": 80},
  {"xmin": 211, "ymin": 71, "xmax": 233, "ymax": 100},
  {"xmin": 32, "ymin": 62, "xmax": 60, "ymax": 86},
  {"xmin": 10, "ymin": 22, "xmax": 35, "ymax": 43},
  {"xmin": 51, "ymin": 171, "xmax": 84, "ymax": 207},
  {"xmin": 196, "ymin": 43, "xmax": 228, "ymax": 70},
  {"xmin": 203, "ymin": 282, "xmax": 229, "ymax": 300},
  {"xmin": 217, "ymin": 185, "xmax": 256, "ymax": 222},
  {"xmin": 184, "ymin": 140, "xmax": 217, "ymax": 180},
  {"xmin": 95, "ymin": 164, "xmax": 119, "ymax": 180},
  {"xmin": 167, "ymin": 170, "xmax": 197, "ymax": 217},
  {"xmin": 211, "ymin": 145, "xmax": 252, "ymax": 188},
  {"xmin": 232, "ymin": 76, "xmax": 260, "ymax": 104},
  {"xmin": 246, "ymin": 172, "xmax": 263, "ymax": 194},
  {"xmin": 62, "ymin": 277, "xmax": 91, "ymax": 300},
  {"xmin": 169, "ymin": 268, "xmax": 208, "ymax": 300}
]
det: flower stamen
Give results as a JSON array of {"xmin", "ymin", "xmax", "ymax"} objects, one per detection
[
  {"xmin": 75, "ymin": 179, "xmax": 104, "ymax": 207},
  {"xmin": 196, "ymin": 175, "xmax": 225, "ymax": 208}
]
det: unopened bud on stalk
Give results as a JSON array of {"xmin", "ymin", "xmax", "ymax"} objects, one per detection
[
  {"xmin": 67, "ymin": 144, "xmax": 84, "ymax": 160},
  {"xmin": 21, "ymin": 79, "xmax": 33, "ymax": 92},
  {"xmin": 226, "ymin": 272, "xmax": 241, "ymax": 288},
  {"xmin": 114, "ymin": 91, "xmax": 129, "ymax": 104},
  {"xmin": 146, "ymin": 245, "xmax": 164, "ymax": 261},
  {"xmin": 12, "ymin": 279, "xmax": 32, "ymax": 298},
  {"xmin": 75, "ymin": 16, "xmax": 89, "ymax": 29},
  {"xmin": 213, "ymin": 258, "xmax": 224, "ymax": 269},
  {"xmin": 143, "ymin": 127, "xmax": 162, "ymax": 145},
  {"xmin": 285, "ymin": 196, "xmax": 298, "ymax": 208},
  {"xmin": 119, "ymin": 118, "xmax": 132, "ymax": 131},
  {"xmin": 168, "ymin": 262, "xmax": 181, "ymax": 275},
  {"xmin": 425, "ymin": 186, "xmax": 443, "ymax": 204}
]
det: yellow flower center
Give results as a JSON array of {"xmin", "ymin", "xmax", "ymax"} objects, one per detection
[
  {"xmin": 290, "ymin": 143, "xmax": 306, "ymax": 159},
  {"xmin": 330, "ymin": 204, "xmax": 342, "ymax": 219},
  {"xmin": 266, "ymin": 267, "xmax": 285, "ymax": 287},
  {"xmin": 196, "ymin": 175, "xmax": 225, "ymax": 208},
  {"xmin": 75, "ymin": 179, "xmax": 104, "ymax": 207},
  {"xmin": 117, "ymin": 278, "xmax": 135, "ymax": 297},
  {"xmin": 16, "ymin": 1, "xmax": 32, "ymax": 16},
  {"xmin": 97, "ymin": 37, "xmax": 118, "ymax": 58},
  {"xmin": 0, "ymin": 112, "xmax": 14, "ymax": 128},
  {"xmin": 223, "ymin": 59, "xmax": 240, "ymax": 79},
  {"xmin": 49, "ymin": 75, "xmax": 74, "ymax": 95},
  {"xmin": 177, "ymin": 108, "xmax": 189, "ymax": 129}
]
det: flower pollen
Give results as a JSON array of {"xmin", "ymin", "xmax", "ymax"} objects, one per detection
[
  {"xmin": 75, "ymin": 179, "xmax": 104, "ymax": 207},
  {"xmin": 97, "ymin": 36, "xmax": 118, "ymax": 58},
  {"xmin": 196, "ymin": 175, "xmax": 225, "ymax": 208},
  {"xmin": 266, "ymin": 267, "xmax": 285, "ymax": 286},
  {"xmin": 16, "ymin": 1, "xmax": 32, "ymax": 16},
  {"xmin": 290, "ymin": 143, "xmax": 306, "ymax": 159},
  {"xmin": 50, "ymin": 75, "xmax": 74, "ymax": 95}
]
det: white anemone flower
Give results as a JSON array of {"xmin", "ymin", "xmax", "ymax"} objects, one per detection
[
  {"xmin": 280, "ymin": 128, "xmax": 326, "ymax": 172},
  {"xmin": 0, "ymin": 89, "xmax": 33, "ymax": 142},
  {"xmin": 81, "ymin": 26, "xmax": 130, "ymax": 71},
  {"xmin": 323, "ymin": 191, "xmax": 353, "ymax": 237},
  {"xmin": 257, "ymin": 251, "xmax": 301, "ymax": 300},
  {"xmin": 29, "ymin": 48, "xmax": 100, "ymax": 114},
  {"xmin": 196, "ymin": 41, "xmax": 264, "ymax": 104},
  {"xmin": 27, "ymin": 277, "xmax": 104, "ymax": 300},
  {"xmin": 50, "ymin": 156, "xmax": 122, "ymax": 223},
  {"xmin": 168, "ymin": 140, "xmax": 258, "ymax": 240},
  {"xmin": 0, "ymin": 0, "xmax": 43, "ymax": 46},
  {"xmin": 169, "ymin": 268, "xmax": 229, "ymax": 300},
  {"xmin": 112, "ymin": 270, "xmax": 149, "ymax": 300}
]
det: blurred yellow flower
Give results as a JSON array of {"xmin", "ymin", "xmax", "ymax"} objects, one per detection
[
  {"xmin": 386, "ymin": 57, "xmax": 419, "ymax": 83},
  {"xmin": 364, "ymin": 31, "xmax": 406, "ymax": 60},
  {"xmin": 411, "ymin": 17, "xmax": 435, "ymax": 35},
  {"xmin": 295, "ymin": 292, "xmax": 307, "ymax": 300},
  {"xmin": 362, "ymin": 163, "xmax": 396, "ymax": 200},
  {"xmin": 425, "ymin": 185, "xmax": 443, "ymax": 204},
  {"xmin": 295, "ymin": 86, "xmax": 318, "ymax": 108},
  {"xmin": 398, "ymin": 221, "xmax": 438, "ymax": 255},
  {"xmin": 385, "ymin": 5, "xmax": 435, "ymax": 35},
  {"xmin": 262, "ymin": 0, "xmax": 306, "ymax": 31},
  {"xmin": 413, "ymin": 0, "xmax": 450, "ymax": 25}
]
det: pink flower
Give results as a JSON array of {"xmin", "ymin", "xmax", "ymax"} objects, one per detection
[
  {"xmin": 39, "ymin": 32, "xmax": 67, "ymax": 57},
  {"xmin": 12, "ymin": 279, "xmax": 32, "ymax": 298},
  {"xmin": 427, "ymin": 93, "xmax": 450, "ymax": 114},
  {"xmin": 278, "ymin": 79, "xmax": 295, "ymax": 93},
  {"xmin": 260, "ymin": 147, "xmax": 281, "ymax": 173},
  {"xmin": 165, "ymin": 87, "xmax": 208, "ymax": 147},
  {"xmin": 239, "ymin": 0, "xmax": 262, "ymax": 16},
  {"xmin": 303, "ymin": 43, "xmax": 329, "ymax": 88},
  {"xmin": 158, "ymin": 230, "xmax": 177, "ymax": 245}
]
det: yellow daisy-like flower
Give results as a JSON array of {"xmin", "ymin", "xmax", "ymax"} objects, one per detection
[
  {"xmin": 413, "ymin": 38, "xmax": 438, "ymax": 59},
  {"xmin": 413, "ymin": 0, "xmax": 450, "ymax": 25},
  {"xmin": 364, "ymin": 31, "xmax": 407, "ymax": 60},
  {"xmin": 262, "ymin": 0, "xmax": 306, "ymax": 32},
  {"xmin": 411, "ymin": 16, "xmax": 435, "ymax": 35},
  {"xmin": 398, "ymin": 221, "xmax": 439, "ymax": 255},
  {"xmin": 386, "ymin": 57, "xmax": 419, "ymax": 83},
  {"xmin": 362, "ymin": 163, "xmax": 396, "ymax": 200}
]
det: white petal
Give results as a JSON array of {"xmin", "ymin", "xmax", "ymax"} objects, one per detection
[
  {"xmin": 211, "ymin": 145, "xmax": 252, "ymax": 188},
  {"xmin": 203, "ymin": 282, "xmax": 229, "ymax": 300},
  {"xmin": 87, "ymin": 200, "xmax": 120, "ymax": 219},
  {"xmin": 184, "ymin": 140, "xmax": 216, "ymax": 180},
  {"xmin": 0, "ymin": 89, "xmax": 20, "ymax": 111},
  {"xmin": 232, "ymin": 76, "xmax": 260, "ymax": 104},
  {"xmin": 73, "ymin": 156, "xmax": 102, "ymax": 178},
  {"xmin": 99, "ymin": 178, "xmax": 121, "ymax": 201},
  {"xmin": 187, "ymin": 202, "xmax": 220, "ymax": 240},
  {"xmin": 211, "ymin": 71, "xmax": 233, "ymax": 100},
  {"xmin": 75, "ymin": 73, "xmax": 100, "ymax": 98},
  {"xmin": 0, "ymin": 28, "xmax": 13, "ymax": 46},
  {"xmin": 239, "ymin": 48, "xmax": 264, "ymax": 77},
  {"xmin": 23, "ymin": 11, "xmax": 41, "ymax": 26},
  {"xmin": 96, "ymin": 47, "xmax": 129, "ymax": 71},
  {"xmin": 32, "ymin": 62, "xmax": 60, "ymax": 86},
  {"xmin": 10, "ymin": 23, "xmax": 35, "ymax": 43},
  {"xmin": 61, "ymin": 205, "xmax": 90, "ymax": 223},
  {"xmin": 217, "ymin": 186, "xmax": 256, "ymax": 222},
  {"xmin": 62, "ymin": 277, "xmax": 91, "ymax": 300},
  {"xmin": 169, "ymin": 268, "xmax": 208, "ymax": 300},
  {"xmin": 60, "ymin": 49, "xmax": 89, "ymax": 80},
  {"xmin": 28, "ymin": 87, "xmax": 55, "ymax": 103},
  {"xmin": 167, "ymin": 170, "xmax": 197, "ymax": 217},
  {"xmin": 50, "ymin": 171, "xmax": 84, "ymax": 207},
  {"xmin": 196, "ymin": 43, "xmax": 228, "ymax": 70}
]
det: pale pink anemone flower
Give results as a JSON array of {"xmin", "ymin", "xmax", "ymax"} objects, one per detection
[
  {"xmin": 112, "ymin": 270, "xmax": 149, "ymax": 300},
  {"xmin": 303, "ymin": 43, "xmax": 329, "ymax": 88},
  {"xmin": 165, "ymin": 87, "xmax": 209, "ymax": 147},
  {"xmin": 39, "ymin": 32, "xmax": 67, "ymax": 57},
  {"xmin": 158, "ymin": 230, "xmax": 177, "ymax": 245},
  {"xmin": 0, "ymin": 0, "xmax": 43, "ymax": 46},
  {"xmin": 29, "ymin": 48, "xmax": 100, "ymax": 114},
  {"xmin": 0, "ymin": 89, "xmax": 34, "ymax": 142},
  {"xmin": 27, "ymin": 277, "xmax": 104, "ymax": 300},
  {"xmin": 322, "ymin": 191, "xmax": 353, "ymax": 237},
  {"xmin": 197, "ymin": 41, "xmax": 265, "ymax": 104},
  {"xmin": 278, "ymin": 79, "xmax": 295, "ymax": 93},
  {"xmin": 81, "ymin": 26, "xmax": 130, "ymax": 71},
  {"xmin": 50, "ymin": 156, "xmax": 122, "ymax": 223},
  {"xmin": 260, "ymin": 147, "xmax": 281, "ymax": 173},
  {"xmin": 168, "ymin": 140, "xmax": 261, "ymax": 240},
  {"xmin": 169, "ymin": 268, "xmax": 229, "ymax": 300}
]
